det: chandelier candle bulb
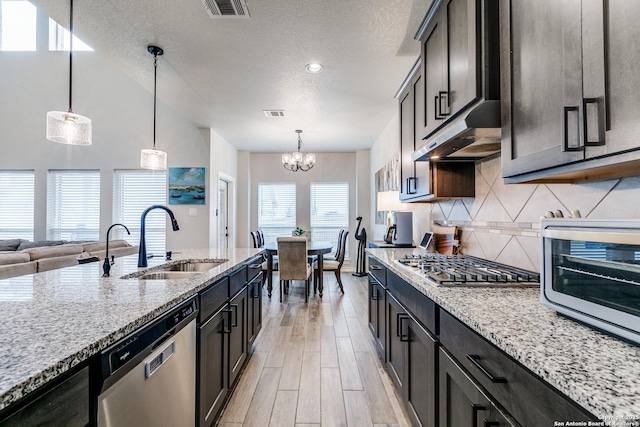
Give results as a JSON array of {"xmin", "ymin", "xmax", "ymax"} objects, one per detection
[{"xmin": 282, "ymin": 129, "xmax": 315, "ymax": 172}]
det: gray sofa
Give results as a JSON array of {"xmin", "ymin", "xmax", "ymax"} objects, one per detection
[{"xmin": 0, "ymin": 239, "xmax": 138, "ymax": 279}]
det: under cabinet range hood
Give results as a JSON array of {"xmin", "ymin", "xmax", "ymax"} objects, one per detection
[{"xmin": 412, "ymin": 100, "xmax": 501, "ymax": 161}]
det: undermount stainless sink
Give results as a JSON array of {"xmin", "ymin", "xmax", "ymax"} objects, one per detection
[
  {"xmin": 123, "ymin": 259, "xmax": 227, "ymax": 280},
  {"xmin": 163, "ymin": 261, "xmax": 226, "ymax": 272},
  {"xmin": 136, "ymin": 271, "xmax": 202, "ymax": 280}
]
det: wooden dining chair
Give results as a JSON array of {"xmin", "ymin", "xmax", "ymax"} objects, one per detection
[
  {"xmin": 314, "ymin": 230, "xmax": 349, "ymax": 294},
  {"xmin": 277, "ymin": 237, "xmax": 312, "ymax": 303}
]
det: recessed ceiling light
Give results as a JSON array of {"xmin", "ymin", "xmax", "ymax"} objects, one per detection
[{"xmin": 305, "ymin": 63, "xmax": 324, "ymax": 73}]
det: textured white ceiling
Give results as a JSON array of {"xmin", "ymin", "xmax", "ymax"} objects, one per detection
[{"xmin": 31, "ymin": 0, "xmax": 429, "ymax": 153}]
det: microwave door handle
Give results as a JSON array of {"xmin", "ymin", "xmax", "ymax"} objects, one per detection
[{"xmin": 542, "ymin": 229, "xmax": 640, "ymax": 245}]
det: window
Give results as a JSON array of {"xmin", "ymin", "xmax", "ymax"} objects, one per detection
[
  {"xmin": 257, "ymin": 183, "xmax": 296, "ymax": 245},
  {"xmin": 113, "ymin": 170, "xmax": 167, "ymax": 256},
  {"xmin": 48, "ymin": 18, "xmax": 93, "ymax": 51},
  {"xmin": 0, "ymin": 0, "xmax": 36, "ymax": 51},
  {"xmin": 310, "ymin": 183, "xmax": 349, "ymax": 256},
  {"xmin": 47, "ymin": 170, "xmax": 100, "ymax": 241},
  {"xmin": 0, "ymin": 170, "xmax": 34, "ymax": 240}
]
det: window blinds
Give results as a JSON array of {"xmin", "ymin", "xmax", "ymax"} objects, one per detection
[
  {"xmin": 47, "ymin": 170, "xmax": 100, "ymax": 241},
  {"xmin": 0, "ymin": 170, "xmax": 35, "ymax": 240},
  {"xmin": 113, "ymin": 170, "xmax": 167, "ymax": 256},
  {"xmin": 257, "ymin": 183, "xmax": 296, "ymax": 244},
  {"xmin": 310, "ymin": 183, "xmax": 349, "ymax": 254}
]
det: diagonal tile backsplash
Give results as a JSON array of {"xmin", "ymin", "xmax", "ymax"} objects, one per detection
[{"xmin": 430, "ymin": 155, "xmax": 637, "ymax": 272}]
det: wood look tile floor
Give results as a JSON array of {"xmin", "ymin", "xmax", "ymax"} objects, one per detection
[{"xmin": 217, "ymin": 273, "xmax": 412, "ymax": 427}]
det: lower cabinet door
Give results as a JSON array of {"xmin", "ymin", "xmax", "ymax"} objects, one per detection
[
  {"xmin": 228, "ymin": 286, "xmax": 248, "ymax": 387},
  {"xmin": 247, "ymin": 275, "xmax": 262, "ymax": 347},
  {"xmin": 406, "ymin": 318, "xmax": 437, "ymax": 427},
  {"xmin": 368, "ymin": 276, "xmax": 386, "ymax": 359},
  {"xmin": 198, "ymin": 306, "xmax": 228, "ymax": 427},
  {"xmin": 439, "ymin": 347, "xmax": 494, "ymax": 427},
  {"xmin": 386, "ymin": 293, "xmax": 407, "ymax": 392}
]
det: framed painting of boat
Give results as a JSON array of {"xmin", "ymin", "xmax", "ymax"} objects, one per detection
[{"xmin": 168, "ymin": 167, "xmax": 206, "ymax": 205}]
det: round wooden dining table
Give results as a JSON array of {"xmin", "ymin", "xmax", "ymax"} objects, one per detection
[{"xmin": 263, "ymin": 241, "xmax": 333, "ymax": 298}]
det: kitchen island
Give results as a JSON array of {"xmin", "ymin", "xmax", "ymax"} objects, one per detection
[
  {"xmin": 0, "ymin": 248, "xmax": 263, "ymax": 414},
  {"xmin": 367, "ymin": 248, "xmax": 640, "ymax": 421}
]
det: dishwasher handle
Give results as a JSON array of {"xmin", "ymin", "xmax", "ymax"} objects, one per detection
[{"xmin": 144, "ymin": 339, "xmax": 176, "ymax": 379}]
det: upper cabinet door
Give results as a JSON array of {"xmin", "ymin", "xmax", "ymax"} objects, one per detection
[
  {"xmin": 421, "ymin": 0, "xmax": 482, "ymax": 140},
  {"xmin": 501, "ymin": 0, "xmax": 585, "ymax": 178},
  {"xmin": 423, "ymin": 14, "xmax": 448, "ymax": 138},
  {"xmin": 585, "ymin": 0, "xmax": 640, "ymax": 158}
]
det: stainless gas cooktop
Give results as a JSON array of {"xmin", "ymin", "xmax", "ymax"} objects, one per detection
[{"xmin": 396, "ymin": 254, "xmax": 540, "ymax": 287}]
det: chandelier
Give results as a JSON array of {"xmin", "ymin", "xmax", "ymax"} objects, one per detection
[{"xmin": 282, "ymin": 130, "xmax": 316, "ymax": 172}]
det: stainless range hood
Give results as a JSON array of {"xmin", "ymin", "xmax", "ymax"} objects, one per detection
[{"xmin": 412, "ymin": 99, "xmax": 501, "ymax": 161}]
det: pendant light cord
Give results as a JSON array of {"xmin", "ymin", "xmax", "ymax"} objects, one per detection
[
  {"xmin": 153, "ymin": 51, "xmax": 158, "ymax": 150},
  {"xmin": 68, "ymin": 0, "xmax": 74, "ymax": 113}
]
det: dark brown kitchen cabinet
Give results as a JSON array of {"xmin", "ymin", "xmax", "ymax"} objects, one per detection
[
  {"xmin": 368, "ymin": 267, "xmax": 387, "ymax": 359},
  {"xmin": 501, "ymin": 0, "xmax": 640, "ymax": 183},
  {"xmin": 399, "ymin": 57, "xmax": 477, "ymax": 202},
  {"xmin": 228, "ymin": 286, "xmax": 248, "ymax": 388},
  {"xmin": 247, "ymin": 272, "xmax": 262, "ymax": 348},
  {"xmin": 0, "ymin": 366, "xmax": 89, "ymax": 427},
  {"xmin": 386, "ymin": 285, "xmax": 437, "ymax": 427},
  {"xmin": 421, "ymin": 0, "xmax": 480, "ymax": 139},
  {"xmin": 439, "ymin": 348, "xmax": 517, "ymax": 427},
  {"xmin": 198, "ymin": 302, "xmax": 228, "ymax": 427},
  {"xmin": 400, "ymin": 61, "xmax": 431, "ymax": 201},
  {"xmin": 439, "ymin": 309, "xmax": 595, "ymax": 425}
]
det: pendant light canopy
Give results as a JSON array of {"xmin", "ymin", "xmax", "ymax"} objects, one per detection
[
  {"xmin": 282, "ymin": 130, "xmax": 315, "ymax": 172},
  {"xmin": 46, "ymin": 0, "xmax": 92, "ymax": 145},
  {"xmin": 140, "ymin": 45, "xmax": 168, "ymax": 170}
]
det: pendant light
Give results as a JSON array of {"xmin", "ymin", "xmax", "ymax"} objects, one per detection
[
  {"xmin": 140, "ymin": 45, "xmax": 168, "ymax": 170},
  {"xmin": 46, "ymin": 0, "xmax": 92, "ymax": 145},
  {"xmin": 282, "ymin": 130, "xmax": 315, "ymax": 172}
]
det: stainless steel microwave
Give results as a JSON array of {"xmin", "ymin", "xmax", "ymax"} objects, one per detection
[{"xmin": 541, "ymin": 218, "xmax": 640, "ymax": 345}]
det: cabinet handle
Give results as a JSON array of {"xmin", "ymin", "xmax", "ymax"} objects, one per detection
[
  {"xmin": 562, "ymin": 106, "xmax": 582, "ymax": 152},
  {"xmin": 438, "ymin": 91, "xmax": 450, "ymax": 117},
  {"xmin": 369, "ymin": 265, "xmax": 383, "ymax": 271},
  {"xmin": 583, "ymin": 98, "xmax": 604, "ymax": 146},
  {"xmin": 230, "ymin": 304, "xmax": 238, "ymax": 328},
  {"xmin": 434, "ymin": 95, "xmax": 441, "ymax": 120},
  {"xmin": 396, "ymin": 313, "xmax": 410, "ymax": 342},
  {"xmin": 371, "ymin": 283, "xmax": 379, "ymax": 300},
  {"xmin": 466, "ymin": 354, "xmax": 507, "ymax": 383},
  {"xmin": 252, "ymin": 282, "xmax": 261, "ymax": 299},
  {"xmin": 407, "ymin": 177, "xmax": 417, "ymax": 194},
  {"xmin": 222, "ymin": 309, "xmax": 233, "ymax": 334},
  {"xmin": 471, "ymin": 403, "xmax": 488, "ymax": 427}
]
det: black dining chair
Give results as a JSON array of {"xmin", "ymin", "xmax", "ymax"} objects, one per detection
[
  {"xmin": 251, "ymin": 230, "xmax": 277, "ymax": 288},
  {"xmin": 314, "ymin": 229, "xmax": 349, "ymax": 294}
]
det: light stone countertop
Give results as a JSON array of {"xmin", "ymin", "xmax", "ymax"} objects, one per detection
[
  {"xmin": 367, "ymin": 248, "xmax": 640, "ymax": 420},
  {"xmin": 0, "ymin": 248, "xmax": 264, "ymax": 412}
]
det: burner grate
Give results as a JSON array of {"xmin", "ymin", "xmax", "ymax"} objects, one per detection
[{"xmin": 397, "ymin": 254, "xmax": 539, "ymax": 286}]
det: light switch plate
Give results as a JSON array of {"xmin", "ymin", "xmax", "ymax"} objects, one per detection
[{"xmin": 188, "ymin": 208, "xmax": 197, "ymax": 216}]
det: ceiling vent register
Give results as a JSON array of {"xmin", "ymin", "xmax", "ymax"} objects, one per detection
[
  {"xmin": 201, "ymin": 0, "xmax": 250, "ymax": 18},
  {"xmin": 263, "ymin": 110, "xmax": 285, "ymax": 117}
]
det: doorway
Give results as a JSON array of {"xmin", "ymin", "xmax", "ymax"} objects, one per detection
[{"xmin": 218, "ymin": 178, "xmax": 229, "ymax": 249}]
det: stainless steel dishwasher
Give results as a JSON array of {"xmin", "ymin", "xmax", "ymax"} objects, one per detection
[{"xmin": 97, "ymin": 296, "xmax": 198, "ymax": 427}]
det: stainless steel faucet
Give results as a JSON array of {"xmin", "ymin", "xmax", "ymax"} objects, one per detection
[
  {"xmin": 103, "ymin": 223, "xmax": 130, "ymax": 277},
  {"xmin": 138, "ymin": 205, "xmax": 180, "ymax": 267}
]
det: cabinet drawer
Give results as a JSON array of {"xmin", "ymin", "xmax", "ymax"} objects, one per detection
[
  {"xmin": 439, "ymin": 309, "xmax": 595, "ymax": 425},
  {"xmin": 368, "ymin": 256, "xmax": 386, "ymax": 286},
  {"xmin": 200, "ymin": 277, "xmax": 228, "ymax": 321},
  {"xmin": 388, "ymin": 270, "xmax": 437, "ymax": 335},
  {"xmin": 229, "ymin": 265, "xmax": 247, "ymax": 296},
  {"xmin": 246, "ymin": 256, "xmax": 263, "ymax": 282}
]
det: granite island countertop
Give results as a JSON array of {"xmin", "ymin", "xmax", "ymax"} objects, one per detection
[
  {"xmin": 0, "ymin": 248, "xmax": 263, "ymax": 412},
  {"xmin": 367, "ymin": 248, "xmax": 640, "ymax": 420}
]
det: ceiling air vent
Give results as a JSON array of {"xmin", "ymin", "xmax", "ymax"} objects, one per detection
[
  {"xmin": 263, "ymin": 110, "xmax": 285, "ymax": 117},
  {"xmin": 201, "ymin": 0, "xmax": 250, "ymax": 18}
]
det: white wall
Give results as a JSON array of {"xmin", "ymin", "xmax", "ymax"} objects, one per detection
[
  {"xmin": 0, "ymin": 10, "xmax": 211, "ymax": 248},
  {"xmin": 247, "ymin": 152, "xmax": 359, "ymax": 267},
  {"xmin": 208, "ymin": 129, "xmax": 238, "ymax": 248}
]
